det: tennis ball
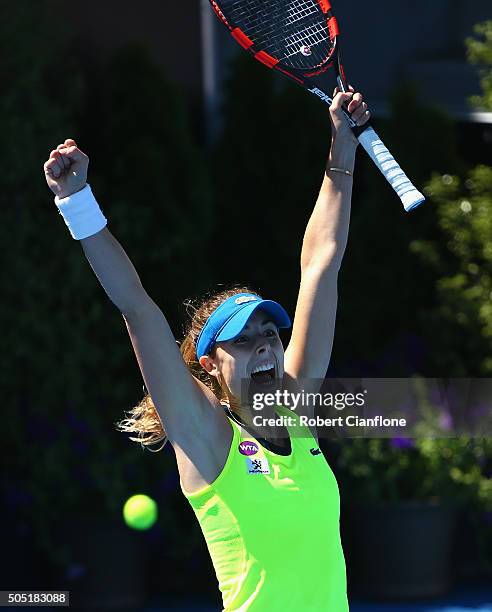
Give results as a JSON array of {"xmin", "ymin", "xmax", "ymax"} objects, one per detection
[{"xmin": 123, "ymin": 494, "xmax": 158, "ymax": 530}]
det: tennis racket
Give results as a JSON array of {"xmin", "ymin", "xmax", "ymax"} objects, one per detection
[{"xmin": 208, "ymin": 0, "xmax": 425, "ymax": 212}]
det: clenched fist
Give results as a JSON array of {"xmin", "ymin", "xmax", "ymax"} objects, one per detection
[
  {"xmin": 43, "ymin": 138, "xmax": 89, "ymax": 199},
  {"xmin": 329, "ymin": 86, "xmax": 370, "ymax": 149}
]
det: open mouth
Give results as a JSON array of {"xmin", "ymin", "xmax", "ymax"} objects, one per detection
[{"xmin": 250, "ymin": 366, "xmax": 276, "ymax": 384}]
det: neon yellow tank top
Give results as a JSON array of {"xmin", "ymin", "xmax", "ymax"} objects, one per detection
[{"xmin": 180, "ymin": 404, "xmax": 349, "ymax": 611}]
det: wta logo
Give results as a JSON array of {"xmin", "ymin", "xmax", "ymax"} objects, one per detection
[{"xmin": 239, "ymin": 441, "xmax": 259, "ymax": 456}]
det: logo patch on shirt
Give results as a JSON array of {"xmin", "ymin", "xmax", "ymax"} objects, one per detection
[
  {"xmin": 239, "ymin": 441, "xmax": 259, "ymax": 456},
  {"xmin": 246, "ymin": 457, "xmax": 270, "ymax": 474},
  {"xmin": 310, "ymin": 448, "xmax": 322, "ymax": 455}
]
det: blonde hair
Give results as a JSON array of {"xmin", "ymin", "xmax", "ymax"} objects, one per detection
[{"xmin": 115, "ymin": 285, "xmax": 259, "ymax": 452}]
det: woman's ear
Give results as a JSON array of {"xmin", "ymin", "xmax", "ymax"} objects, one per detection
[{"xmin": 199, "ymin": 355, "xmax": 218, "ymax": 377}]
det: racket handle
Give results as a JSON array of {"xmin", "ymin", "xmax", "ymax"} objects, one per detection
[
  {"xmin": 306, "ymin": 87, "xmax": 424, "ymax": 211},
  {"xmin": 356, "ymin": 126, "xmax": 425, "ymax": 212}
]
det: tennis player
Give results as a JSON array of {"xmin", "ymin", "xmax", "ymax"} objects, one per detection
[{"xmin": 44, "ymin": 88, "xmax": 370, "ymax": 611}]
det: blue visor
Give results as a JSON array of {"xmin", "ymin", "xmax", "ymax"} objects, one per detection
[{"xmin": 196, "ymin": 293, "xmax": 291, "ymax": 360}]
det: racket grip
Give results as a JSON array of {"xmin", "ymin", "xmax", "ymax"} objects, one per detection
[{"xmin": 356, "ymin": 126, "xmax": 425, "ymax": 212}]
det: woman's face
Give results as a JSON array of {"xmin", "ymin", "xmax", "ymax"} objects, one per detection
[{"xmin": 200, "ymin": 309, "xmax": 284, "ymax": 404}]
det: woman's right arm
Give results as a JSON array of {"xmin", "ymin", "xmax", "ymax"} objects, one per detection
[{"xmin": 43, "ymin": 139, "xmax": 226, "ymax": 447}]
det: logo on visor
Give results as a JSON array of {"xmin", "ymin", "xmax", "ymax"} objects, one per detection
[
  {"xmin": 239, "ymin": 441, "xmax": 259, "ymax": 456},
  {"xmin": 235, "ymin": 296, "xmax": 258, "ymax": 305}
]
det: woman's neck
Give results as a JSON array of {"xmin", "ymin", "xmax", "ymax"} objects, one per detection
[{"xmin": 221, "ymin": 400, "xmax": 287, "ymax": 442}]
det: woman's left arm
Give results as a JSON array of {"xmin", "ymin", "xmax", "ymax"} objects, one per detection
[{"xmin": 284, "ymin": 89, "xmax": 370, "ymax": 384}]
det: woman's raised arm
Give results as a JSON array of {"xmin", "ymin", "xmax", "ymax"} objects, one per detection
[
  {"xmin": 44, "ymin": 138, "xmax": 147, "ymax": 315},
  {"xmin": 43, "ymin": 139, "xmax": 226, "ymax": 449},
  {"xmin": 284, "ymin": 89, "xmax": 370, "ymax": 383}
]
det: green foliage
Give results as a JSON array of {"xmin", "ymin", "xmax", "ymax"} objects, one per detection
[
  {"xmin": 328, "ymin": 83, "xmax": 463, "ymax": 374},
  {"xmin": 335, "ymin": 379, "xmax": 492, "ymax": 507},
  {"xmin": 212, "ymin": 55, "xmax": 330, "ymax": 311},
  {"xmin": 336, "ymin": 434, "xmax": 492, "ymax": 570},
  {"xmin": 466, "ymin": 21, "xmax": 492, "ymax": 111},
  {"xmin": 1, "ymin": 3, "xmax": 213, "ymax": 569},
  {"xmin": 412, "ymin": 167, "xmax": 492, "ymax": 374},
  {"xmin": 410, "ymin": 20, "xmax": 492, "ymax": 376},
  {"xmin": 212, "ymin": 65, "xmax": 464, "ymax": 374},
  {"xmin": 0, "ymin": 0, "xmax": 87, "ymax": 566},
  {"xmin": 0, "ymin": 1, "xmax": 85, "ymax": 189},
  {"xmin": 334, "ymin": 19, "xmax": 492, "ymax": 570},
  {"xmin": 211, "ymin": 47, "xmax": 488, "ymax": 377},
  {"xmin": 4, "ymin": 0, "xmax": 491, "ymax": 579},
  {"xmin": 337, "ymin": 437, "xmax": 491, "ymax": 506},
  {"xmin": 84, "ymin": 43, "xmax": 215, "ymax": 325}
]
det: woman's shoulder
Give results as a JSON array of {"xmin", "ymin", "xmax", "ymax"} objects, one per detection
[
  {"xmin": 164, "ymin": 376, "xmax": 235, "ymax": 491},
  {"xmin": 173, "ymin": 399, "xmax": 235, "ymax": 495}
]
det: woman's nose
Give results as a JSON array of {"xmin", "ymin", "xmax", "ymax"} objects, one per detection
[{"xmin": 255, "ymin": 341, "xmax": 270, "ymax": 355}]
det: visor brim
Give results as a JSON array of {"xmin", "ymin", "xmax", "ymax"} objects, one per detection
[{"xmin": 215, "ymin": 300, "xmax": 291, "ymax": 343}]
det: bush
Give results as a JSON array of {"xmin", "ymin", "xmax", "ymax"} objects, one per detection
[{"xmin": 1, "ymin": 4, "xmax": 214, "ymax": 569}]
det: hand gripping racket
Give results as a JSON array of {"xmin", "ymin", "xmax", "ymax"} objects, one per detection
[{"xmin": 209, "ymin": 0, "xmax": 425, "ymax": 212}]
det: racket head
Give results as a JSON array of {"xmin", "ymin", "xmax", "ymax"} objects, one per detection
[
  {"xmin": 209, "ymin": 1, "xmax": 426, "ymax": 212},
  {"xmin": 210, "ymin": 0, "xmax": 341, "ymax": 81}
]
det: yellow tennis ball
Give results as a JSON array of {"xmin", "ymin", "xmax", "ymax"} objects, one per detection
[{"xmin": 123, "ymin": 494, "xmax": 158, "ymax": 530}]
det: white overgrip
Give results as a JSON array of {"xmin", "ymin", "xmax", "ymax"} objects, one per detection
[{"xmin": 357, "ymin": 127, "xmax": 425, "ymax": 212}]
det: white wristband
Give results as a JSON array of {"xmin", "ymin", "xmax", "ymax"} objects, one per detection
[{"xmin": 54, "ymin": 184, "xmax": 107, "ymax": 240}]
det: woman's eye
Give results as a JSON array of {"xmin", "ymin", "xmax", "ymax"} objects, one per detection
[
  {"xmin": 265, "ymin": 329, "xmax": 277, "ymax": 337},
  {"xmin": 234, "ymin": 336, "xmax": 247, "ymax": 344}
]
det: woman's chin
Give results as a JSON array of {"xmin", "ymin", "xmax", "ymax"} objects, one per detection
[{"xmin": 245, "ymin": 376, "xmax": 281, "ymax": 403}]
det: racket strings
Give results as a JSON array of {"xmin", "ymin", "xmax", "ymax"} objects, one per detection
[
  {"xmin": 222, "ymin": 0, "xmax": 333, "ymax": 69},
  {"xmin": 283, "ymin": 20, "xmax": 328, "ymax": 59}
]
